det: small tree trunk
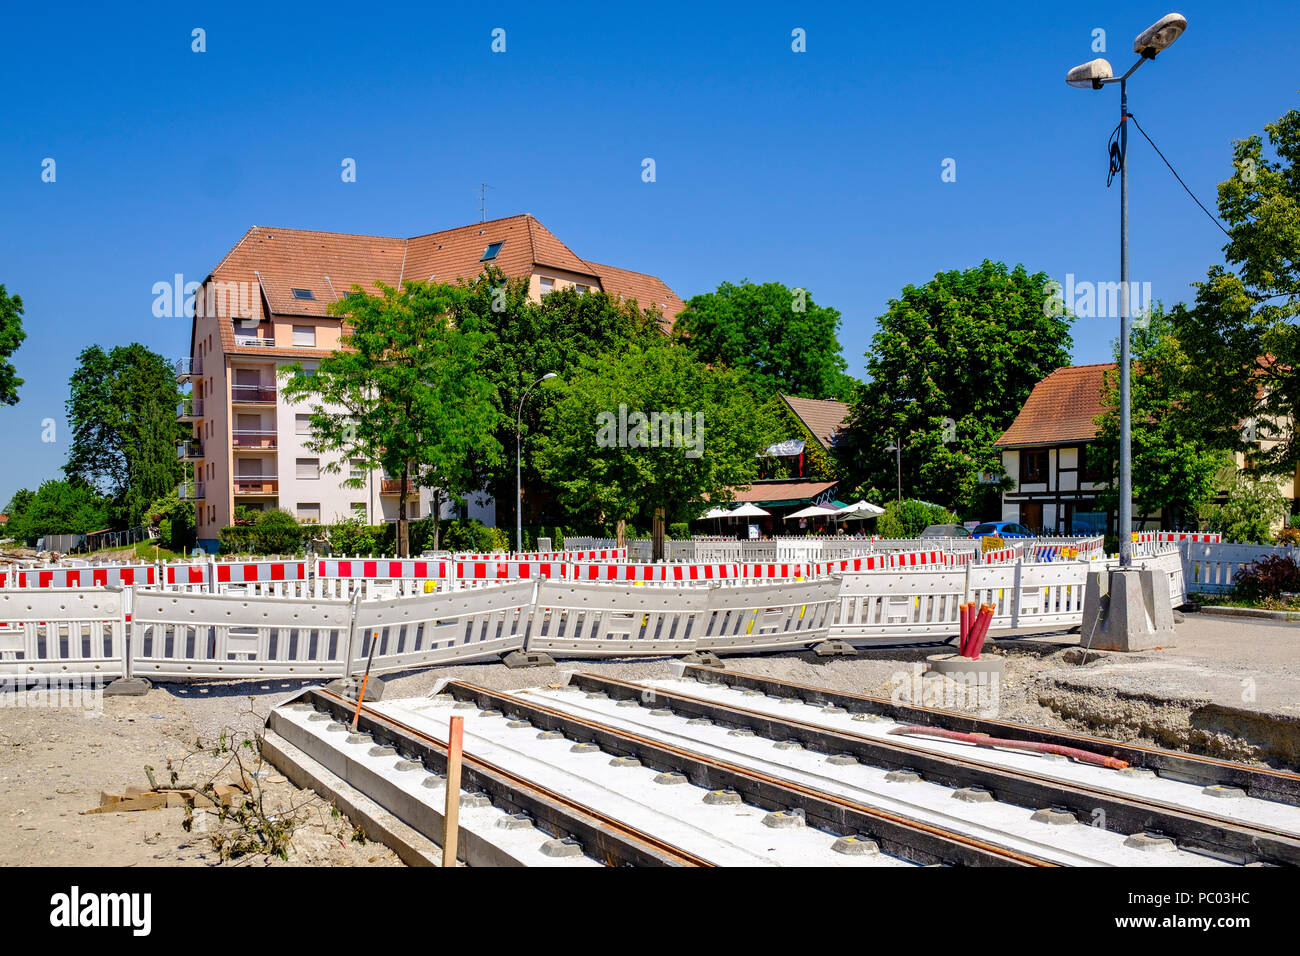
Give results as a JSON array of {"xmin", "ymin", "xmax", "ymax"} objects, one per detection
[
  {"xmin": 616, "ymin": 519, "xmax": 626, "ymax": 550},
  {"xmin": 431, "ymin": 487, "xmax": 443, "ymax": 552},
  {"xmin": 397, "ymin": 462, "xmax": 411, "ymax": 558},
  {"xmin": 652, "ymin": 507, "xmax": 665, "ymax": 563}
]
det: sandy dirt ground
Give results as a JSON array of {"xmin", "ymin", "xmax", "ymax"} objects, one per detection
[{"xmin": 1, "ymin": 610, "xmax": 1294, "ymax": 867}]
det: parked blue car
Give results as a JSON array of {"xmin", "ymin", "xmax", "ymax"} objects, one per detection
[{"xmin": 969, "ymin": 521, "xmax": 1034, "ymax": 539}]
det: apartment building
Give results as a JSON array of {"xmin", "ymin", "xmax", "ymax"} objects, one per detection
[{"xmin": 180, "ymin": 214, "xmax": 686, "ymax": 551}]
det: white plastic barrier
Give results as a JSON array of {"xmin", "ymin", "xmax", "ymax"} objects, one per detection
[
  {"xmin": 526, "ymin": 578, "xmax": 837, "ymax": 658},
  {"xmin": 352, "ymin": 580, "xmax": 535, "ymax": 673},
  {"xmin": 569, "ymin": 562, "xmax": 741, "ymax": 583},
  {"xmin": 316, "ymin": 558, "xmax": 456, "ymax": 599},
  {"xmin": 0, "ymin": 588, "xmax": 128, "ymax": 679},
  {"xmin": 1179, "ymin": 540, "xmax": 1294, "ymax": 595},
  {"xmin": 129, "ymin": 591, "xmax": 353, "ymax": 679}
]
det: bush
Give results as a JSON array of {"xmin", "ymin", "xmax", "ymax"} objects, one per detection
[
  {"xmin": 1234, "ymin": 554, "xmax": 1300, "ymax": 599},
  {"xmin": 877, "ymin": 499, "xmax": 961, "ymax": 538},
  {"xmin": 668, "ymin": 522, "xmax": 690, "ymax": 540},
  {"xmin": 1199, "ymin": 473, "xmax": 1289, "ymax": 543},
  {"xmin": 328, "ymin": 517, "xmax": 378, "ymax": 555},
  {"xmin": 1277, "ymin": 526, "xmax": 1300, "ymax": 547},
  {"xmin": 253, "ymin": 509, "xmax": 305, "ymax": 555}
]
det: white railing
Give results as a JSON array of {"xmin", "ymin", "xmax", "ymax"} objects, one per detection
[{"xmin": 1179, "ymin": 540, "xmax": 1296, "ymax": 595}]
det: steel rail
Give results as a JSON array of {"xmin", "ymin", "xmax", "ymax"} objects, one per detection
[
  {"xmin": 441, "ymin": 680, "xmax": 1056, "ymax": 867},
  {"xmin": 681, "ymin": 664, "xmax": 1300, "ymax": 806},
  {"xmin": 575, "ymin": 672, "xmax": 1300, "ymax": 866},
  {"xmin": 306, "ymin": 687, "xmax": 712, "ymax": 867}
]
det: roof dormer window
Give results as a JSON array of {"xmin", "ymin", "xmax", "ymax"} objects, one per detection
[
  {"xmin": 481, "ymin": 241, "xmax": 504, "ymax": 262},
  {"xmin": 291, "ymin": 288, "xmax": 316, "ymax": 300}
]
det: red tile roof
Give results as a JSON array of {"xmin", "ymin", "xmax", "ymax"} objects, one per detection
[
  {"xmin": 200, "ymin": 215, "xmax": 685, "ymax": 355},
  {"xmin": 996, "ymin": 363, "xmax": 1114, "ymax": 448},
  {"xmin": 729, "ymin": 479, "xmax": 839, "ymax": 505},
  {"xmin": 781, "ymin": 394, "xmax": 850, "ymax": 450}
]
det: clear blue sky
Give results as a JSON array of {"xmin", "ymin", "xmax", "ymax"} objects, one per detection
[{"xmin": 2, "ymin": 1, "xmax": 1296, "ymax": 507}]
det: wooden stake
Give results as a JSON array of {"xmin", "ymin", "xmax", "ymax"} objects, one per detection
[{"xmin": 443, "ymin": 715, "xmax": 464, "ymax": 867}]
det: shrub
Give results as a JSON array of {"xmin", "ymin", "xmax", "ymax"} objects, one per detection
[
  {"xmin": 1277, "ymin": 526, "xmax": 1300, "ymax": 547},
  {"xmin": 328, "ymin": 517, "xmax": 378, "ymax": 555},
  {"xmin": 1234, "ymin": 554, "xmax": 1300, "ymax": 599},
  {"xmin": 877, "ymin": 499, "xmax": 961, "ymax": 538},
  {"xmin": 1199, "ymin": 472, "xmax": 1289, "ymax": 543},
  {"xmin": 668, "ymin": 522, "xmax": 690, "ymax": 540},
  {"xmin": 253, "ymin": 509, "xmax": 305, "ymax": 555}
]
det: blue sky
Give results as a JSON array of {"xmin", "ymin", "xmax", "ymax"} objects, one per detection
[{"xmin": 1, "ymin": 1, "xmax": 1296, "ymax": 507}]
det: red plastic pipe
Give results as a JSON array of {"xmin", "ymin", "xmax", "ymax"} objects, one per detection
[
  {"xmin": 959, "ymin": 602, "xmax": 971, "ymax": 655},
  {"xmin": 888, "ymin": 725, "xmax": 1130, "ymax": 769}
]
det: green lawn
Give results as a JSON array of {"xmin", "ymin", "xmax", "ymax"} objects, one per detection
[
  {"xmin": 1191, "ymin": 592, "xmax": 1300, "ymax": 611},
  {"xmin": 84, "ymin": 540, "xmax": 189, "ymax": 562}
]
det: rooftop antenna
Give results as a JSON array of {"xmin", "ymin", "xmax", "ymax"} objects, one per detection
[{"xmin": 478, "ymin": 182, "xmax": 492, "ymax": 222}]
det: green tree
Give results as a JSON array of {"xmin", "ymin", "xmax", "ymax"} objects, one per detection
[
  {"xmin": 876, "ymin": 499, "xmax": 961, "ymax": 538},
  {"xmin": 280, "ymin": 280, "xmax": 504, "ymax": 557},
  {"xmin": 4, "ymin": 479, "xmax": 112, "ymax": 542},
  {"xmin": 840, "ymin": 260, "xmax": 1072, "ymax": 515},
  {"xmin": 534, "ymin": 342, "xmax": 781, "ymax": 543},
  {"xmin": 1093, "ymin": 305, "xmax": 1231, "ymax": 528},
  {"xmin": 0, "ymin": 284, "xmax": 26, "ymax": 405},
  {"xmin": 145, "ymin": 490, "xmax": 197, "ymax": 552},
  {"xmin": 1172, "ymin": 107, "xmax": 1300, "ymax": 478},
  {"xmin": 455, "ymin": 270, "xmax": 662, "ymax": 530},
  {"xmin": 64, "ymin": 344, "xmax": 186, "ymax": 526},
  {"xmin": 674, "ymin": 280, "xmax": 855, "ymax": 400},
  {"xmin": 253, "ymin": 508, "xmax": 305, "ymax": 554},
  {"xmin": 1199, "ymin": 468, "xmax": 1289, "ymax": 543}
]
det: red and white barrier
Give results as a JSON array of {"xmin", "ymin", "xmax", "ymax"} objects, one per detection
[
  {"xmin": 13, "ymin": 565, "xmax": 157, "ymax": 588},
  {"xmin": 890, "ymin": 550, "xmax": 945, "ymax": 569},
  {"xmin": 455, "ymin": 561, "xmax": 567, "ymax": 582}
]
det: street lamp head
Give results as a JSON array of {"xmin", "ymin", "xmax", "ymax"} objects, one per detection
[
  {"xmin": 1066, "ymin": 57, "xmax": 1114, "ymax": 90},
  {"xmin": 1133, "ymin": 13, "xmax": 1186, "ymax": 58},
  {"xmin": 884, "ymin": 442, "xmax": 897, "ymax": 453},
  {"xmin": 541, "ymin": 373, "xmax": 558, "ymax": 381}
]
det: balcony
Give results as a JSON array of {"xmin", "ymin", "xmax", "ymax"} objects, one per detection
[
  {"xmin": 234, "ymin": 334, "xmax": 276, "ymax": 348},
  {"xmin": 231, "ymin": 384, "xmax": 277, "ymax": 404},
  {"xmin": 177, "ymin": 440, "xmax": 203, "ymax": 460},
  {"xmin": 234, "ymin": 476, "xmax": 279, "ymax": 497},
  {"xmin": 380, "ymin": 479, "xmax": 417, "ymax": 496},
  {"xmin": 232, "ymin": 430, "xmax": 277, "ymax": 450},
  {"xmin": 177, "ymin": 398, "xmax": 203, "ymax": 421},
  {"xmin": 178, "ymin": 481, "xmax": 205, "ymax": 500},
  {"xmin": 175, "ymin": 357, "xmax": 201, "ymax": 381}
]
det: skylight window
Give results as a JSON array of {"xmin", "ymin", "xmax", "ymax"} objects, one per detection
[
  {"xmin": 480, "ymin": 242, "xmax": 504, "ymax": 262},
  {"xmin": 291, "ymin": 288, "xmax": 316, "ymax": 300}
]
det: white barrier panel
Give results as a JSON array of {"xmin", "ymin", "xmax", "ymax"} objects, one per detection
[
  {"xmin": 968, "ymin": 561, "xmax": 1088, "ymax": 630},
  {"xmin": 832, "ymin": 569, "xmax": 968, "ymax": 643},
  {"xmin": 214, "ymin": 559, "xmax": 308, "ymax": 584},
  {"xmin": 455, "ymin": 561, "xmax": 567, "ymax": 583},
  {"xmin": 163, "ymin": 563, "xmax": 210, "ymax": 591},
  {"xmin": 569, "ymin": 562, "xmax": 740, "ymax": 583},
  {"xmin": 129, "ymin": 591, "xmax": 353, "ymax": 679},
  {"xmin": 1179, "ymin": 540, "xmax": 1294, "ymax": 594},
  {"xmin": 12, "ymin": 565, "xmax": 157, "ymax": 588},
  {"xmin": 0, "ymin": 588, "xmax": 127, "ymax": 679},
  {"xmin": 693, "ymin": 578, "xmax": 839, "ymax": 654},
  {"xmin": 352, "ymin": 580, "xmax": 535, "ymax": 674},
  {"xmin": 528, "ymin": 581, "xmax": 714, "ymax": 657}
]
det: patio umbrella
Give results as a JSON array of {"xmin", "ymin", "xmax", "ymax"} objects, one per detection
[
  {"xmin": 833, "ymin": 499, "xmax": 885, "ymax": 520},
  {"xmin": 728, "ymin": 503, "xmax": 771, "ymax": 518},
  {"xmin": 784, "ymin": 504, "xmax": 839, "ymax": 521}
]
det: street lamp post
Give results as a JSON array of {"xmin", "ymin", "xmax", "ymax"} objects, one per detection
[
  {"xmin": 884, "ymin": 437, "xmax": 901, "ymax": 502},
  {"xmin": 1066, "ymin": 12, "xmax": 1186, "ymax": 567},
  {"xmin": 516, "ymin": 373, "xmax": 558, "ymax": 553}
]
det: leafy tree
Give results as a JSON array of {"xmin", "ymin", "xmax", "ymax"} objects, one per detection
[
  {"xmin": 0, "ymin": 284, "xmax": 26, "ymax": 405},
  {"xmin": 534, "ymin": 342, "xmax": 781, "ymax": 545},
  {"xmin": 64, "ymin": 344, "xmax": 186, "ymax": 526},
  {"xmin": 1093, "ymin": 305, "xmax": 1232, "ymax": 528},
  {"xmin": 145, "ymin": 490, "xmax": 197, "ymax": 552},
  {"xmin": 455, "ymin": 270, "xmax": 662, "ymax": 530},
  {"xmin": 674, "ymin": 280, "xmax": 855, "ymax": 401},
  {"xmin": 876, "ymin": 498, "xmax": 961, "ymax": 538},
  {"xmin": 1199, "ymin": 468, "xmax": 1290, "ymax": 543},
  {"xmin": 4, "ymin": 479, "xmax": 112, "ymax": 542},
  {"xmin": 840, "ymin": 260, "xmax": 1072, "ymax": 515},
  {"xmin": 280, "ymin": 280, "xmax": 504, "ymax": 557},
  {"xmin": 1172, "ymin": 107, "xmax": 1300, "ymax": 478}
]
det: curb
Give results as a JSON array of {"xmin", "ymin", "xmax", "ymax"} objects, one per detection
[{"xmin": 1197, "ymin": 605, "xmax": 1300, "ymax": 623}]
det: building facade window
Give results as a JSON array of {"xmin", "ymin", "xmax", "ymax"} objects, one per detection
[
  {"xmin": 296, "ymin": 414, "xmax": 312, "ymax": 435},
  {"xmin": 293, "ymin": 325, "xmax": 316, "ymax": 347},
  {"xmin": 350, "ymin": 459, "xmax": 365, "ymax": 482},
  {"xmin": 1079, "ymin": 444, "xmax": 1104, "ymax": 483},
  {"xmin": 1019, "ymin": 449, "xmax": 1048, "ymax": 484},
  {"xmin": 296, "ymin": 458, "xmax": 320, "ymax": 480},
  {"xmin": 539, "ymin": 277, "xmax": 554, "ymax": 295},
  {"xmin": 297, "ymin": 503, "xmax": 321, "ymax": 523}
]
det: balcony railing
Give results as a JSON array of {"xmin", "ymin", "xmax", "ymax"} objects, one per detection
[
  {"xmin": 234, "ymin": 477, "xmax": 278, "ymax": 496},
  {"xmin": 232, "ymin": 430, "xmax": 277, "ymax": 449},
  {"xmin": 380, "ymin": 479, "xmax": 416, "ymax": 495},
  {"xmin": 177, "ymin": 399, "xmax": 203, "ymax": 420},
  {"xmin": 230, "ymin": 384, "xmax": 277, "ymax": 403},
  {"xmin": 234, "ymin": 334, "xmax": 276, "ymax": 348},
  {"xmin": 177, "ymin": 440, "xmax": 203, "ymax": 460},
  {"xmin": 178, "ymin": 481, "xmax": 205, "ymax": 500},
  {"xmin": 175, "ymin": 357, "xmax": 201, "ymax": 380}
]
